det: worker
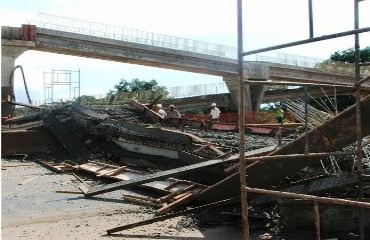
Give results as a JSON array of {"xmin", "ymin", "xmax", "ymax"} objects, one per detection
[
  {"xmin": 275, "ymin": 105, "xmax": 284, "ymax": 124},
  {"xmin": 155, "ymin": 104, "xmax": 167, "ymax": 118},
  {"xmin": 167, "ymin": 104, "xmax": 180, "ymax": 118},
  {"xmin": 209, "ymin": 103, "xmax": 221, "ymax": 123}
]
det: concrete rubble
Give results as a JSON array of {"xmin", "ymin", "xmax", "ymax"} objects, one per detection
[{"xmin": 2, "ymin": 96, "xmax": 370, "ymax": 239}]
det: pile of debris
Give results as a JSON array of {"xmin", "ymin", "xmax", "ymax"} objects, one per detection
[{"xmin": 2, "ymin": 95, "xmax": 370, "ymax": 239}]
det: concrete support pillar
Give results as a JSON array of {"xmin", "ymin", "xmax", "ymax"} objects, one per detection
[
  {"xmin": 1, "ymin": 40, "xmax": 34, "ymax": 117},
  {"xmin": 224, "ymin": 62, "xmax": 269, "ymax": 114},
  {"xmin": 243, "ymin": 62, "xmax": 269, "ymax": 111},
  {"xmin": 223, "ymin": 75, "xmax": 253, "ymax": 113}
]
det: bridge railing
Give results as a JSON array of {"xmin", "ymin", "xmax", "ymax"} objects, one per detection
[
  {"xmin": 33, "ymin": 13, "xmax": 237, "ymax": 59},
  {"xmin": 32, "ymin": 13, "xmax": 369, "ymax": 76}
]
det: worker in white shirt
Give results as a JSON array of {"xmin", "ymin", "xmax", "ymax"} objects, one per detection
[
  {"xmin": 209, "ymin": 103, "xmax": 221, "ymax": 123},
  {"xmin": 155, "ymin": 104, "xmax": 167, "ymax": 118}
]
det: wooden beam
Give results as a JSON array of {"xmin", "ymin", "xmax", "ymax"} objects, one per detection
[{"xmin": 56, "ymin": 190, "xmax": 84, "ymax": 194}]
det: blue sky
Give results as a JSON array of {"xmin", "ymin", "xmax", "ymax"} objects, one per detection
[{"xmin": 1, "ymin": 0, "xmax": 370, "ymax": 103}]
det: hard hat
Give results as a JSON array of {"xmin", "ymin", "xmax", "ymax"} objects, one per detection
[
  {"xmin": 156, "ymin": 104, "xmax": 163, "ymax": 108},
  {"xmin": 169, "ymin": 104, "xmax": 175, "ymax": 109},
  {"xmin": 211, "ymin": 103, "xmax": 216, "ymax": 107}
]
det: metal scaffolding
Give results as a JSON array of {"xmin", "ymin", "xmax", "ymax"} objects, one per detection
[
  {"xmin": 236, "ymin": 0, "xmax": 369, "ymax": 239},
  {"xmin": 43, "ymin": 69, "xmax": 81, "ymax": 104}
]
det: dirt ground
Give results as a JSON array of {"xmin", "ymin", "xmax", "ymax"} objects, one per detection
[{"xmin": 1, "ymin": 160, "xmax": 245, "ymax": 240}]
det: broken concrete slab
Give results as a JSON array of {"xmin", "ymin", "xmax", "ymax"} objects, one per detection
[
  {"xmin": 105, "ymin": 119, "xmax": 194, "ymax": 145},
  {"xmin": 41, "ymin": 113, "xmax": 91, "ymax": 161},
  {"xmin": 1, "ymin": 130, "xmax": 62, "ymax": 156}
]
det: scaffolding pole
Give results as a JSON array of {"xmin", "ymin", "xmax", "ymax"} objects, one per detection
[
  {"xmin": 354, "ymin": 0, "xmax": 364, "ymax": 238},
  {"xmin": 242, "ymin": 27, "xmax": 370, "ymax": 56},
  {"xmin": 237, "ymin": 0, "xmax": 249, "ymax": 239}
]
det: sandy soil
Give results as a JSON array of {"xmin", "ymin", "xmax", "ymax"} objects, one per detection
[{"xmin": 1, "ymin": 160, "xmax": 243, "ymax": 240}]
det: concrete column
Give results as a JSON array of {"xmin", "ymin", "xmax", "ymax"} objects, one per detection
[
  {"xmin": 223, "ymin": 75, "xmax": 253, "ymax": 113},
  {"xmin": 244, "ymin": 62, "xmax": 269, "ymax": 111},
  {"xmin": 1, "ymin": 40, "xmax": 34, "ymax": 117}
]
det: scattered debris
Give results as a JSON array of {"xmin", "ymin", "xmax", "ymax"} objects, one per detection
[{"xmin": 2, "ymin": 95, "xmax": 370, "ymax": 238}]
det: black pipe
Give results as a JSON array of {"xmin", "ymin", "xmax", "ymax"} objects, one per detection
[{"xmin": 9, "ymin": 65, "xmax": 32, "ymax": 104}]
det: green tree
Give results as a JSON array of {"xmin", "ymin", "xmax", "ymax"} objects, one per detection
[
  {"xmin": 77, "ymin": 95, "xmax": 97, "ymax": 103},
  {"xmin": 109, "ymin": 78, "xmax": 168, "ymax": 102},
  {"xmin": 330, "ymin": 47, "xmax": 370, "ymax": 63},
  {"xmin": 315, "ymin": 46, "xmax": 370, "ymax": 74}
]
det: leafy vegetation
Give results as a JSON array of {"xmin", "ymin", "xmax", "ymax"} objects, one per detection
[
  {"xmin": 74, "ymin": 78, "xmax": 169, "ymax": 105},
  {"xmin": 315, "ymin": 46, "xmax": 370, "ymax": 74},
  {"xmin": 108, "ymin": 78, "xmax": 169, "ymax": 102},
  {"xmin": 330, "ymin": 47, "xmax": 370, "ymax": 63}
]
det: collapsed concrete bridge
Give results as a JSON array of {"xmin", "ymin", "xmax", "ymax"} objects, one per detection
[{"xmin": 2, "ymin": 24, "xmax": 367, "ymax": 117}]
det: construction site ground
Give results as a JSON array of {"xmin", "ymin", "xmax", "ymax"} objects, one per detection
[{"xmin": 2, "ymin": 159, "xmax": 245, "ymax": 240}]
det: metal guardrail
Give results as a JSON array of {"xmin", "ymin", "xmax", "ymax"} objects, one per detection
[
  {"xmin": 32, "ymin": 13, "xmax": 369, "ymax": 75},
  {"xmin": 33, "ymin": 13, "xmax": 237, "ymax": 59}
]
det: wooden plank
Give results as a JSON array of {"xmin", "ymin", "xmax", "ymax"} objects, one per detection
[
  {"xmin": 56, "ymin": 190, "xmax": 84, "ymax": 194},
  {"xmin": 96, "ymin": 166, "xmax": 127, "ymax": 177},
  {"xmin": 156, "ymin": 193, "xmax": 196, "ymax": 215},
  {"xmin": 81, "ymin": 158, "xmax": 233, "ymax": 196},
  {"xmin": 171, "ymin": 192, "xmax": 189, "ymax": 201},
  {"xmin": 106, "ymin": 198, "xmax": 236, "ymax": 234},
  {"xmin": 167, "ymin": 178, "xmax": 208, "ymax": 189},
  {"xmin": 79, "ymin": 182, "xmax": 90, "ymax": 194},
  {"xmin": 72, "ymin": 173, "xmax": 84, "ymax": 183},
  {"xmin": 163, "ymin": 180, "xmax": 181, "ymax": 190},
  {"xmin": 122, "ymin": 194, "xmax": 156, "ymax": 202},
  {"xmin": 95, "ymin": 166, "xmax": 109, "ymax": 173},
  {"xmin": 39, "ymin": 161, "xmax": 73, "ymax": 173},
  {"xmin": 208, "ymin": 145, "xmax": 225, "ymax": 156},
  {"xmin": 159, "ymin": 184, "xmax": 198, "ymax": 203},
  {"xmin": 123, "ymin": 195, "xmax": 163, "ymax": 208}
]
